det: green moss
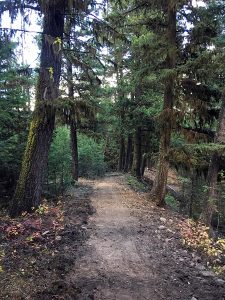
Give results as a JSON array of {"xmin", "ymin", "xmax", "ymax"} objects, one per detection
[
  {"xmin": 165, "ymin": 194, "xmax": 179, "ymax": 211},
  {"xmin": 126, "ymin": 175, "xmax": 148, "ymax": 192},
  {"xmin": 12, "ymin": 113, "xmax": 44, "ymax": 210}
]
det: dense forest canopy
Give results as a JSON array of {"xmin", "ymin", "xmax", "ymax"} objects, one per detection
[{"xmin": 0, "ymin": 0, "xmax": 225, "ymax": 231}]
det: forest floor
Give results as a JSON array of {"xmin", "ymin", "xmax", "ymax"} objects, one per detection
[{"xmin": 0, "ymin": 173, "xmax": 225, "ymax": 300}]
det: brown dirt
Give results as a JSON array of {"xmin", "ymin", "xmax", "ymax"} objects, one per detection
[
  {"xmin": 1, "ymin": 174, "xmax": 225, "ymax": 299},
  {"xmin": 0, "ymin": 181, "xmax": 95, "ymax": 299},
  {"xmin": 66, "ymin": 174, "xmax": 225, "ymax": 300}
]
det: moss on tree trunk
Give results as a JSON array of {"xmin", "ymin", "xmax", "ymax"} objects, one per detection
[
  {"xmin": 10, "ymin": 1, "xmax": 66, "ymax": 217},
  {"xmin": 132, "ymin": 127, "xmax": 142, "ymax": 180},
  {"xmin": 150, "ymin": 1, "xmax": 177, "ymax": 206},
  {"xmin": 124, "ymin": 134, "xmax": 133, "ymax": 173},
  {"xmin": 118, "ymin": 136, "xmax": 125, "ymax": 171}
]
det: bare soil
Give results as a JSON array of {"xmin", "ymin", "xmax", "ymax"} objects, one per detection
[
  {"xmin": 67, "ymin": 174, "xmax": 225, "ymax": 300},
  {"xmin": 1, "ymin": 174, "xmax": 225, "ymax": 299}
]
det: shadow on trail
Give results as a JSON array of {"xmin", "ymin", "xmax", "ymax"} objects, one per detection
[{"xmin": 32, "ymin": 182, "xmax": 95, "ymax": 300}]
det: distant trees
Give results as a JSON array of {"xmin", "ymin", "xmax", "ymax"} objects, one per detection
[
  {"xmin": 48, "ymin": 126, "xmax": 106, "ymax": 192},
  {"xmin": 0, "ymin": 36, "xmax": 32, "ymax": 201}
]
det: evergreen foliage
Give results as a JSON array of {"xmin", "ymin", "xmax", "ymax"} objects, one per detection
[
  {"xmin": 0, "ymin": 36, "xmax": 32, "ymax": 203},
  {"xmin": 48, "ymin": 126, "xmax": 106, "ymax": 193},
  {"xmin": 0, "ymin": 0, "xmax": 225, "ymax": 230}
]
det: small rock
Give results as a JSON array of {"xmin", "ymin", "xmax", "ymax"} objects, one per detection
[
  {"xmin": 215, "ymin": 278, "xmax": 225, "ymax": 286},
  {"xmin": 42, "ymin": 231, "xmax": 50, "ymax": 236},
  {"xmin": 55, "ymin": 236, "xmax": 62, "ymax": 241},
  {"xmin": 195, "ymin": 264, "xmax": 206, "ymax": 271},
  {"xmin": 159, "ymin": 225, "xmax": 166, "ymax": 230},
  {"xmin": 179, "ymin": 258, "xmax": 184, "ymax": 262},
  {"xmin": 160, "ymin": 217, "xmax": 167, "ymax": 223},
  {"xmin": 200, "ymin": 270, "xmax": 215, "ymax": 277},
  {"xmin": 191, "ymin": 297, "xmax": 197, "ymax": 300},
  {"xmin": 192, "ymin": 253, "xmax": 201, "ymax": 262}
]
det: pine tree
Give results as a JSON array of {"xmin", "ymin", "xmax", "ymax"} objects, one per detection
[{"xmin": 150, "ymin": 0, "xmax": 177, "ymax": 206}]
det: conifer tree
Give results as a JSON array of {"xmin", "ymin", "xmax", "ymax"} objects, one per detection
[
  {"xmin": 0, "ymin": 0, "xmax": 95, "ymax": 216},
  {"xmin": 150, "ymin": 0, "xmax": 177, "ymax": 206},
  {"xmin": 10, "ymin": 0, "xmax": 66, "ymax": 216},
  {"xmin": 0, "ymin": 35, "xmax": 31, "ymax": 195}
]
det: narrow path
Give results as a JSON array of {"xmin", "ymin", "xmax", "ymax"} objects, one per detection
[
  {"xmin": 67, "ymin": 176, "xmax": 156, "ymax": 299},
  {"xmin": 67, "ymin": 175, "xmax": 225, "ymax": 300}
]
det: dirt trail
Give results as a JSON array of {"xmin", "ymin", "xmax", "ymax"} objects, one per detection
[
  {"xmin": 67, "ymin": 175, "xmax": 225, "ymax": 300},
  {"xmin": 1, "ymin": 174, "xmax": 224, "ymax": 299},
  {"xmin": 69, "ymin": 176, "xmax": 156, "ymax": 299}
]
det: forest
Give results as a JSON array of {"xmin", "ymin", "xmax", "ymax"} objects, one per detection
[{"xmin": 1, "ymin": 0, "xmax": 225, "ymax": 299}]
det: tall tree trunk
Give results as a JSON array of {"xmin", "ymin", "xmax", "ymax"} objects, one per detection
[
  {"xmin": 66, "ymin": 25, "xmax": 79, "ymax": 182},
  {"xmin": 129, "ymin": 147, "xmax": 134, "ymax": 172},
  {"xmin": 116, "ymin": 45, "xmax": 126, "ymax": 172},
  {"xmin": 118, "ymin": 136, "xmax": 125, "ymax": 171},
  {"xmin": 132, "ymin": 127, "xmax": 142, "ymax": 180},
  {"xmin": 124, "ymin": 134, "xmax": 132, "ymax": 173},
  {"xmin": 150, "ymin": 2, "xmax": 176, "ymax": 206},
  {"xmin": 10, "ymin": 1, "xmax": 65, "ymax": 217},
  {"xmin": 141, "ymin": 153, "xmax": 147, "ymax": 177},
  {"xmin": 202, "ymin": 92, "xmax": 225, "ymax": 226},
  {"xmin": 141, "ymin": 136, "xmax": 149, "ymax": 177}
]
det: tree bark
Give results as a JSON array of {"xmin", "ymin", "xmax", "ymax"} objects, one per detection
[
  {"xmin": 141, "ymin": 153, "xmax": 147, "ymax": 177},
  {"xmin": 118, "ymin": 136, "xmax": 125, "ymax": 171},
  {"xmin": 132, "ymin": 127, "xmax": 142, "ymax": 180},
  {"xmin": 202, "ymin": 92, "xmax": 225, "ymax": 226},
  {"xmin": 141, "ymin": 136, "xmax": 149, "ymax": 177},
  {"xmin": 66, "ymin": 24, "xmax": 79, "ymax": 182},
  {"xmin": 124, "ymin": 134, "xmax": 133, "ymax": 173},
  {"xmin": 10, "ymin": 1, "xmax": 65, "ymax": 217},
  {"xmin": 115, "ymin": 45, "xmax": 126, "ymax": 172},
  {"xmin": 150, "ymin": 1, "xmax": 176, "ymax": 206}
]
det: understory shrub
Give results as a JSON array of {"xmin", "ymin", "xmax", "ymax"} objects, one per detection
[
  {"xmin": 180, "ymin": 219, "xmax": 225, "ymax": 274},
  {"xmin": 126, "ymin": 175, "xmax": 148, "ymax": 192},
  {"xmin": 165, "ymin": 194, "xmax": 179, "ymax": 211},
  {"xmin": 47, "ymin": 126, "xmax": 106, "ymax": 195},
  {"xmin": 78, "ymin": 133, "xmax": 106, "ymax": 178},
  {"xmin": 47, "ymin": 126, "xmax": 72, "ymax": 195}
]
